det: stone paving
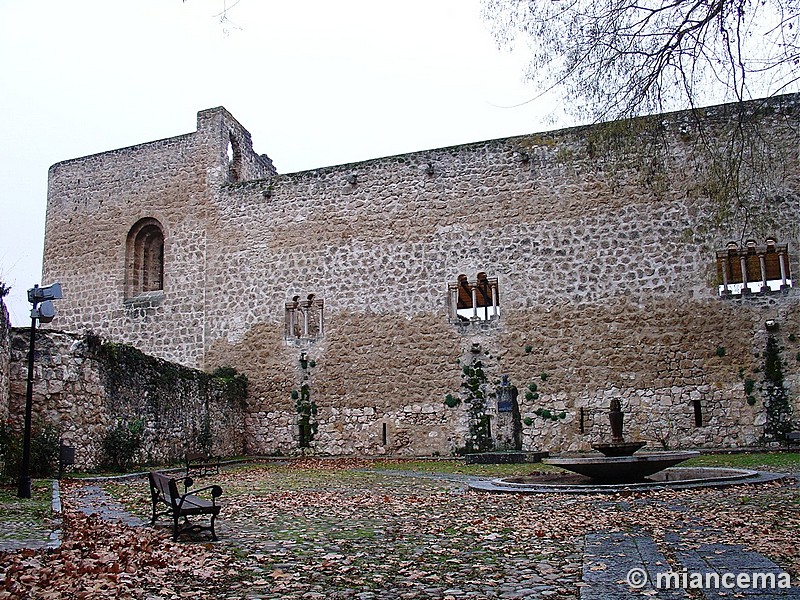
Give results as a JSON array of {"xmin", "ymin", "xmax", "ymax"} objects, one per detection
[
  {"xmin": 70, "ymin": 484, "xmax": 147, "ymax": 528},
  {"xmin": 2, "ymin": 465, "xmax": 800, "ymax": 599},
  {"xmin": 0, "ymin": 481, "xmax": 61, "ymax": 553},
  {"xmin": 582, "ymin": 530, "xmax": 800, "ymax": 599}
]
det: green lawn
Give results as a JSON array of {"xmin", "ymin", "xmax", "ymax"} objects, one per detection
[
  {"xmin": 367, "ymin": 458, "xmax": 559, "ymax": 477},
  {"xmin": 683, "ymin": 451, "xmax": 800, "ymax": 471},
  {"xmin": 371, "ymin": 452, "xmax": 800, "ymax": 476},
  {"xmin": 70, "ymin": 450, "xmax": 800, "ymax": 483}
]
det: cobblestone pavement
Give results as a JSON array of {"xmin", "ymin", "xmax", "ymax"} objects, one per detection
[
  {"xmin": 0, "ymin": 481, "xmax": 61, "ymax": 553},
  {"xmin": 5, "ymin": 465, "xmax": 800, "ymax": 599}
]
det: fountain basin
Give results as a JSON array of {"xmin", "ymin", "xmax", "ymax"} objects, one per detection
[
  {"xmin": 470, "ymin": 466, "xmax": 786, "ymax": 494},
  {"xmin": 543, "ymin": 450, "xmax": 700, "ymax": 483},
  {"xmin": 591, "ymin": 441, "xmax": 646, "ymax": 457}
]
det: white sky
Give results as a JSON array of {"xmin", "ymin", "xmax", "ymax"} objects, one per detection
[{"xmin": 0, "ymin": 0, "xmax": 554, "ymax": 326}]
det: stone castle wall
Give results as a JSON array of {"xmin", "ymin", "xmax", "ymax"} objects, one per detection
[{"xmin": 41, "ymin": 97, "xmax": 800, "ymax": 456}]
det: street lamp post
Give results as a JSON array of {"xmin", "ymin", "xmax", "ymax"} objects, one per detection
[{"xmin": 17, "ymin": 282, "xmax": 63, "ymax": 499}]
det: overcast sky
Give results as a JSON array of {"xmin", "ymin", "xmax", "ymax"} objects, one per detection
[{"xmin": 0, "ymin": 0, "xmax": 555, "ymax": 326}]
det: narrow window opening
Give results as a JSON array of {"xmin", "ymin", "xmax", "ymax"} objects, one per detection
[
  {"xmin": 693, "ymin": 400, "xmax": 703, "ymax": 427},
  {"xmin": 299, "ymin": 420, "xmax": 312, "ymax": 448},
  {"xmin": 382, "ymin": 423, "xmax": 388, "ymax": 446},
  {"xmin": 227, "ymin": 133, "xmax": 242, "ymax": 182}
]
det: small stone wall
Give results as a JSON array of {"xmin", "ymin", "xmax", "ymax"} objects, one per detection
[
  {"xmin": 0, "ymin": 296, "xmax": 9, "ymax": 423},
  {"xmin": 6, "ymin": 329, "xmax": 246, "ymax": 469}
]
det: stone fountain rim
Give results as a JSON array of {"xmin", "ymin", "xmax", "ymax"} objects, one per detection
[
  {"xmin": 469, "ymin": 466, "xmax": 787, "ymax": 494},
  {"xmin": 542, "ymin": 450, "xmax": 701, "ymax": 465}
]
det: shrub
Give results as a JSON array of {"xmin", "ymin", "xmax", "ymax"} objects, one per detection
[
  {"xmin": 0, "ymin": 422, "xmax": 60, "ymax": 481},
  {"xmin": 0, "ymin": 421, "xmax": 20, "ymax": 481},
  {"xmin": 101, "ymin": 419, "xmax": 145, "ymax": 472},
  {"xmin": 30, "ymin": 425, "xmax": 60, "ymax": 478},
  {"xmin": 444, "ymin": 394, "xmax": 460, "ymax": 408}
]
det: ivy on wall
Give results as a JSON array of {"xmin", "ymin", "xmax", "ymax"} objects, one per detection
[
  {"xmin": 761, "ymin": 335, "xmax": 793, "ymax": 442},
  {"xmin": 444, "ymin": 343, "xmax": 495, "ymax": 454},
  {"xmin": 84, "ymin": 332, "xmax": 248, "ymax": 466},
  {"xmin": 292, "ymin": 352, "xmax": 318, "ymax": 449},
  {"xmin": 520, "ymin": 371, "xmax": 565, "ymax": 424}
]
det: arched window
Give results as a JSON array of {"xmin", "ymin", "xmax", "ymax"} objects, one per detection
[
  {"xmin": 125, "ymin": 218, "xmax": 165, "ymax": 298},
  {"xmin": 285, "ymin": 293, "xmax": 324, "ymax": 339}
]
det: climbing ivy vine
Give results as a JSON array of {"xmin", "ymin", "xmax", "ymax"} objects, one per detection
[
  {"xmin": 761, "ymin": 335, "xmax": 793, "ymax": 442},
  {"xmin": 292, "ymin": 352, "xmax": 318, "ymax": 449},
  {"xmin": 444, "ymin": 343, "xmax": 495, "ymax": 453}
]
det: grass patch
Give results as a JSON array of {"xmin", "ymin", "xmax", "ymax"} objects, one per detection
[
  {"xmin": 685, "ymin": 452, "xmax": 800, "ymax": 471},
  {"xmin": 102, "ymin": 480, "xmax": 153, "ymax": 520},
  {"xmin": 367, "ymin": 459, "xmax": 557, "ymax": 477}
]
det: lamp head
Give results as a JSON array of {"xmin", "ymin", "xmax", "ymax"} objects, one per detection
[
  {"xmin": 27, "ymin": 282, "xmax": 63, "ymax": 303},
  {"xmin": 31, "ymin": 300, "xmax": 56, "ymax": 323}
]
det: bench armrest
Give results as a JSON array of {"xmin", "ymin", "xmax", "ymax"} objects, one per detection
[
  {"xmin": 192, "ymin": 484, "xmax": 224, "ymax": 499},
  {"xmin": 174, "ymin": 484, "xmax": 223, "ymax": 511}
]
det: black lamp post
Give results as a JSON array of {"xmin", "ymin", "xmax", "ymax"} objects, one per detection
[{"xmin": 17, "ymin": 282, "xmax": 63, "ymax": 499}]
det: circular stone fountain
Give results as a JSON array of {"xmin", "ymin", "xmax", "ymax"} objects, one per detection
[
  {"xmin": 469, "ymin": 466, "xmax": 785, "ymax": 494},
  {"xmin": 542, "ymin": 450, "xmax": 701, "ymax": 482},
  {"xmin": 469, "ymin": 400, "xmax": 787, "ymax": 494}
]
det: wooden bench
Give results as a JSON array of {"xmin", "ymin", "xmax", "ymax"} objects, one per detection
[
  {"xmin": 185, "ymin": 452, "xmax": 221, "ymax": 477},
  {"xmin": 148, "ymin": 471, "xmax": 223, "ymax": 541}
]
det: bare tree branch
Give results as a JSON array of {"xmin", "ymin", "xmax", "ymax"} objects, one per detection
[{"xmin": 483, "ymin": 0, "xmax": 800, "ymax": 121}]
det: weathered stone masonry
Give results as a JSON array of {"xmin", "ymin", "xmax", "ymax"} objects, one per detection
[
  {"xmin": 4, "ymin": 328, "xmax": 246, "ymax": 469},
  {"xmin": 40, "ymin": 97, "xmax": 800, "ymax": 456},
  {"xmin": 0, "ymin": 297, "xmax": 10, "ymax": 424}
]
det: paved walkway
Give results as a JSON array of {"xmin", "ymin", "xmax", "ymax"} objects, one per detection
[
  {"xmin": 579, "ymin": 479, "xmax": 800, "ymax": 598},
  {"xmin": 582, "ymin": 530, "xmax": 800, "ymax": 598},
  {"xmin": 70, "ymin": 483, "xmax": 147, "ymax": 527}
]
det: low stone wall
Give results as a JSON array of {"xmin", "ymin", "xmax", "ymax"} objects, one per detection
[
  {"xmin": 6, "ymin": 329, "xmax": 246, "ymax": 469},
  {"xmin": 0, "ymin": 296, "xmax": 9, "ymax": 423}
]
